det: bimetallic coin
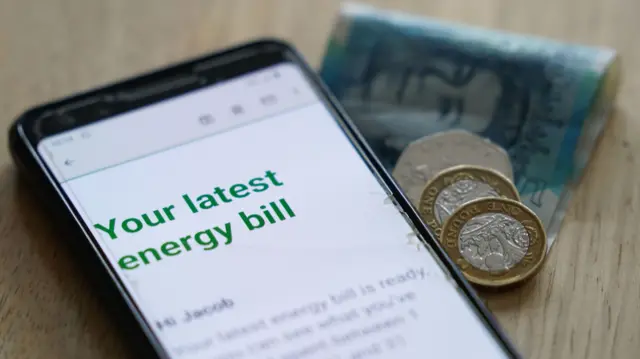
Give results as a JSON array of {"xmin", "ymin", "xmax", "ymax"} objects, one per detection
[
  {"xmin": 441, "ymin": 197, "xmax": 547, "ymax": 288},
  {"xmin": 418, "ymin": 165, "xmax": 519, "ymax": 238},
  {"xmin": 392, "ymin": 130, "xmax": 513, "ymax": 206}
]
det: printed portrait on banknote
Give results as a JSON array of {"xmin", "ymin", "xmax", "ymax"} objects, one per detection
[{"xmin": 319, "ymin": 3, "xmax": 619, "ymax": 247}]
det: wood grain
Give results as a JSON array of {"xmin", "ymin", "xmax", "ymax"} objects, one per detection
[{"xmin": 1, "ymin": 0, "xmax": 638, "ymax": 358}]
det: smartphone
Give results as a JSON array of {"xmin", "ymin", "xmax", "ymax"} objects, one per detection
[{"xmin": 8, "ymin": 39, "xmax": 520, "ymax": 359}]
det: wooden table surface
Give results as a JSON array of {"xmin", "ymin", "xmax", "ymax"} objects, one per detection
[{"xmin": 1, "ymin": 0, "xmax": 639, "ymax": 358}]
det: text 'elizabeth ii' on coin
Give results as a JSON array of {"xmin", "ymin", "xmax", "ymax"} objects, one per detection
[
  {"xmin": 440, "ymin": 197, "xmax": 547, "ymax": 288},
  {"xmin": 418, "ymin": 165, "xmax": 519, "ymax": 238}
]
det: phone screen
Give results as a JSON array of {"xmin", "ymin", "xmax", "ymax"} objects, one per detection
[{"xmin": 37, "ymin": 63, "xmax": 511, "ymax": 358}]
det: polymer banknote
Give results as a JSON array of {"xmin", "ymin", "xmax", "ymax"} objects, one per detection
[{"xmin": 319, "ymin": 3, "xmax": 620, "ymax": 248}]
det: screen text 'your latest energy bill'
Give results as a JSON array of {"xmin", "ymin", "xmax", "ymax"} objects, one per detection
[{"xmin": 41, "ymin": 65, "xmax": 509, "ymax": 359}]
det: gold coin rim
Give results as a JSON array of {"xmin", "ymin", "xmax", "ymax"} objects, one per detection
[
  {"xmin": 417, "ymin": 164, "xmax": 520, "ymax": 238},
  {"xmin": 440, "ymin": 197, "xmax": 547, "ymax": 288}
]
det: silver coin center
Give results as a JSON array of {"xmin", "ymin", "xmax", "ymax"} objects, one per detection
[
  {"xmin": 458, "ymin": 213, "xmax": 530, "ymax": 272},
  {"xmin": 434, "ymin": 179, "xmax": 499, "ymax": 225}
]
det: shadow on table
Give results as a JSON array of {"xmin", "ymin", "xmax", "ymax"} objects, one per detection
[
  {"xmin": 0, "ymin": 166, "xmax": 133, "ymax": 359},
  {"xmin": 479, "ymin": 107, "xmax": 634, "ymax": 344},
  {"xmin": 562, "ymin": 108, "xmax": 632, "ymax": 224}
]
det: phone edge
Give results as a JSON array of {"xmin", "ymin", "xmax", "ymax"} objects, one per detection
[{"xmin": 7, "ymin": 37, "xmax": 523, "ymax": 359}]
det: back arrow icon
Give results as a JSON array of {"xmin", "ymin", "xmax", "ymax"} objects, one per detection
[{"xmin": 64, "ymin": 159, "xmax": 74, "ymax": 166}]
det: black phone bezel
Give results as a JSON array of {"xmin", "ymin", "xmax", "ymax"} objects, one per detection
[{"xmin": 8, "ymin": 38, "xmax": 521, "ymax": 359}]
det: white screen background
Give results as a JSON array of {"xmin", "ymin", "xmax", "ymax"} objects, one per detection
[{"xmin": 38, "ymin": 64, "xmax": 510, "ymax": 359}]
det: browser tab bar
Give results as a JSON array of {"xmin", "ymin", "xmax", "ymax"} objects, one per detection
[{"xmin": 38, "ymin": 63, "xmax": 318, "ymax": 183}]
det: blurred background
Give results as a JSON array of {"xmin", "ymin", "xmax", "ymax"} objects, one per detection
[{"xmin": 1, "ymin": 1, "xmax": 638, "ymax": 358}]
